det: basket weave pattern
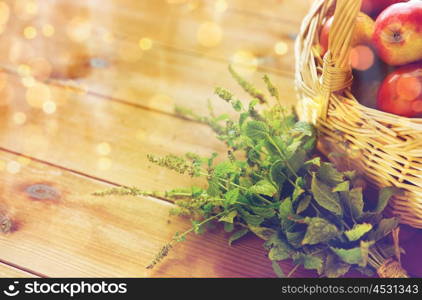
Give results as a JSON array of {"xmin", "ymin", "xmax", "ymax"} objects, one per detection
[{"xmin": 295, "ymin": 0, "xmax": 422, "ymax": 228}]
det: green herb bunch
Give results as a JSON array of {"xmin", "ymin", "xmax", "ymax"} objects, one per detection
[{"xmin": 95, "ymin": 66, "xmax": 405, "ymax": 278}]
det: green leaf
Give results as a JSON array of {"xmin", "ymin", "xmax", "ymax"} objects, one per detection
[
  {"xmin": 228, "ymin": 228, "xmax": 249, "ymax": 246},
  {"xmin": 286, "ymin": 138, "xmax": 303, "ymax": 157},
  {"xmin": 292, "ymin": 177, "xmax": 305, "ymax": 202},
  {"xmin": 302, "ymin": 217, "xmax": 340, "ymax": 245},
  {"xmin": 324, "ymin": 253, "xmax": 350, "ymax": 278},
  {"xmin": 267, "ymin": 235, "xmax": 293, "ymax": 261},
  {"xmin": 219, "ymin": 210, "xmax": 238, "ymax": 224},
  {"xmin": 368, "ymin": 217, "xmax": 399, "ymax": 241},
  {"xmin": 224, "ymin": 188, "xmax": 240, "ymax": 206},
  {"xmin": 304, "ymin": 157, "xmax": 321, "ymax": 167},
  {"xmin": 271, "ymin": 261, "xmax": 285, "ymax": 278},
  {"xmin": 311, "ymin": 174, "xmax": 343, "ymax": 216},
  {"xmin": 375, "ymin": 187, "xmax": 402, "ymax": 214},
  {"xmin": 249, "ymin": 180, "xmax": 277, "ymax": 197},
  {"xmin": 293, "ymin": 122, "xmax": 315, "ymax": 137},
  {"xmin": 270, "ymin": 160, "xmax": 286, "ymax": 187},
  {"xmin": 287, "ymin": 149, "xmax": 307, "ymax": 175},
  {"xmin": 244, "ymin": 121, "xmax": 269, "ymax": 140},
  {"xmin": 214, "ymin": 161, "xmax": 237, "ymax": 177},
  {"xmin": 293, "ymin": 253, "xmax": 323, "ymax": 271},
  {"xmin": 342, "ymin": 188, "xmax": 364, "ymax": 219},
  {"xmin": 296, "ymin": 195, "xmax": 312, "ymax": 214},
  {"xmin": 330, "ymin": 246, "xmax": 363, "ymax": 266},
  {"xmin": 248, "ymin": 226, "xmax": 276, "ymax": 241},
  {"xmin": 286, "ymin": 231, "xmax": 304, "ymax": 248},
  {"xmin": 251, "ymin": 206, "xmax": 276, "ymax": 218},
  {"xmin": 239, "ymin": 209, "xmax": 264, "ymax": 227},
  {"xmin": 279, "ymin": 198, "xmax": 293, "ymax": 220},
  {"xmin": 318, "ymin": 163, "xmax": 344, "ymax": 186},
  {"xmin": 344, "ymin": 223, "xmax": 373, "ymax": 241},
  {"xmin": 332, "ymin": 181, "xmax": 350, "ymax": 192}
]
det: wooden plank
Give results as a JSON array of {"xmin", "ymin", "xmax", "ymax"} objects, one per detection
[
  {"xmin": 0, "ymin": 263, "xmax": 36, "ymax": 277},
  {"xmin": 1, "ymin": 0, "xmax": 308, "ymax": 74},
  {"xmin": 0, "ymin": 150, "xmax": 312, "ymax": 277},
  {"xmin": 0, "ymin": 71, "xmax": 227, "ymax": 191},
  {"xmin": 0, "ymin": 0, "xmax": 301, "ymax": 116},
  {"xmin": 227, "ymin": 0, "xmax": 314, "ymax": 22},
  {"xmin": 66, "ymin": 44, "xmax": 298, "ymax": 116}
]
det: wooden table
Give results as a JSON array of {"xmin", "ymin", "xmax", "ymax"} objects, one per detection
[{"xmin": 0, "ymin": 0, "xmax": 419, "ymax": 278}]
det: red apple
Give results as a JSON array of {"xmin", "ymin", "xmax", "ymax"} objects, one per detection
[
  {"xmin": 361, "ymin": 0, "xmax": 409, "ymax": 17},
  {"xmin": 373, "ymin": 0, "xmax": 422, "ymax": 66},
  {"xmin": 320, "ymin": 12, "xmax": 375, "ymax": 56},
  {"xmin": 377, "ymin": 62, "xmax": 422, "ymax": 117}
]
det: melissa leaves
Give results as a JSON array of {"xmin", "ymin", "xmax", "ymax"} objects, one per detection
[
  {"xmin": 249, "ymin": 180, "xmax": 277, "ymax": 197},
  {"xmin": 375, "ymin": 187, "xmax": 403, "ymax": 214},
  {"xmin": 311, "ymin": 174, "xmax": 343, "ymax": 216},
  {"xmin": 140, "ymin": 70, "xmax": 402, "ymax": 277},
  {"xmin": 244, "ymin": 121, "xmax": 269, "ymax": 140},
  {"xmin": 302, "ymin": 217, "xmax": 340, "ymax": 245},
  {"xmin": 345, "ymin": 223, "xmax": 373, "ymax": 241}
]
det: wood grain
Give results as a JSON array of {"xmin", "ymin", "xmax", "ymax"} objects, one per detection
[
  {"xmin": 0, "ymin": 149, "xmax": 313, "ymax": 277},
  {"xmin": 0, "ymin": 37, "xmax": 298, "ymax": 116},
  {"xmin": 0, "ymin": 71, "xmax": 228, "ymax": 191},
  {"xmin": 1, "ymin": 0, "xmax": 309, "ymax": 75},
  {"xmin": 0, "ymin": 263, "xmax": 37, "ymax": 277}
]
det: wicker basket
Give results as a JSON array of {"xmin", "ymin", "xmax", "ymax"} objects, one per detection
[{"xmin": 295, "ymin": 0, "xmax": 422, "ymax": 228}]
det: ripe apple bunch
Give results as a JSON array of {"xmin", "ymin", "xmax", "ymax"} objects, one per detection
[{"xmin": 319, "ymin": 0, "xmax": 422, "ymax": 118}]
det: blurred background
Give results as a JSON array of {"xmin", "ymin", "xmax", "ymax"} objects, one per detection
[
  {"xmin": 0, "ymin": 0, "xmax": 323, "ymax": 278},
  {"xmin": 0, "ymin": 0, "xmax": 312, "ymax": 113},
  {"xmin": 0, "ymin": 0, "xmax": 314, "ymax": 188}
]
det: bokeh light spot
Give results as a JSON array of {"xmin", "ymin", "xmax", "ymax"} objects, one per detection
[
  {"xmin": 26, "ymin": 82, "xmax": 51, "ymax": 108},
  {"xmin": 42, "ymin": 24, "xmax": 55, "ymax": 37},
  {"xmin": 350, "ymin": 45, "xmax": 374, "ymax": 71},
  {"xmin": 396, "ymin": 76, "xmax": 421, "ymax": 102},
  {"xmin": 23, "ymin": 26, "xmax": 37, "ymax": 39},
  {"xmin": 22, "ymin": 76, "xmax": 35, "ymax": 87},
  {"xmin": 67, "ymin": 17, "xmax": 92, "ymax": 42},
  {"xmin": 42, "ymin": 101, "xmax": 56, "ymax": 114},
  {"xmin": 139, "ymin": 38, "xmax": 153, "ymax": 51},
  {"xmin": 197, "ymin": 22, "xmax": 223, "ymax": 48},
  {"xmin": 6, "ymin": 161, "xmax": 21, "ymax": 174},
  {"xmin": 12, "ymin": 112, "xmax": 26, "ymax": 125},
  {"xmin": 231, "ymin": 50, "xmax": 258, "ymax": 74},
  {"xmin": 274, "ymin": 41, "xmax": 288, "ymax": 56},
  {"xmin": 18, "ymin": 64, "xmax": 31, "ymax": 76},
  {"xmin": 215, "ymin": 0, "xmax": 228, "ymax": 13},
  {"xmin": 97, "ymin": 157, "xmax": 112, "ymax": 170},
  {"xmin": 96, "ymin": 142, "xmax": 111, "ymax": 156}
]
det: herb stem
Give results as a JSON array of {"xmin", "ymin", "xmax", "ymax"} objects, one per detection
[
  {"xmin": 287, "ymin": 264, "xmax": 300, "ymax": 278},
  {"xmin": 266, "ymin": 135, "xmax": 299, "ymax": 179}
]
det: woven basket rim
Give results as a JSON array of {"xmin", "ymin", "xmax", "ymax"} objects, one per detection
[
  {"xmin": 295, "ymin": 0, "xmax": 422, "ymax": 228},
  {"xmin": 342, "ymin": 92, "xmax": 422, "ymax": 124}
]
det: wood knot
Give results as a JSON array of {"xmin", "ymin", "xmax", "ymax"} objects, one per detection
[
  {"xmin": 25, "ymin": 184, "xmax": 60, "ymax": 201},
  {"xmin": 0, "ymin": 214, "xmax": 12, "ymax": 233}
]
